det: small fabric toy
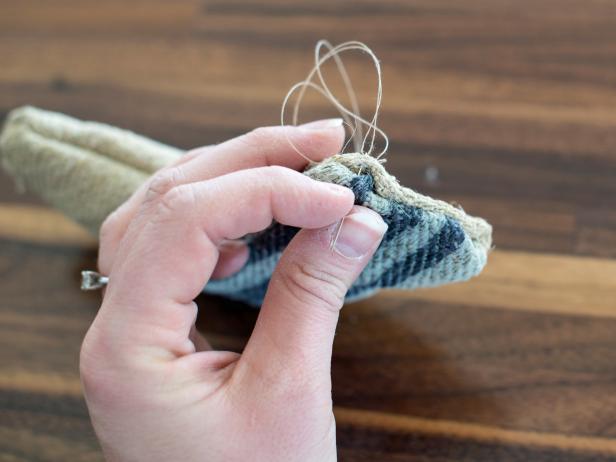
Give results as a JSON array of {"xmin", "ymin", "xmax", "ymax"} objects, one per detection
[
  {"xmin": 0, "ymin": 41, "xmax": 492, "ymax": 307},
  {"xmin": 208, "ymin": 152, "xmax": 491, "ymax": 304}
]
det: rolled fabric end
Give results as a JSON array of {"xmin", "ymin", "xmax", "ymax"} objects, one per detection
[{"xmin": 0, "ymin": 106, "xmax": 182, "ymax": 235}]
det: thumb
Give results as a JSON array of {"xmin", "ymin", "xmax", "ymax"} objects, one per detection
[{"xmin": 241, "ymin": 205, "xmax": 387, "ymax": 380}]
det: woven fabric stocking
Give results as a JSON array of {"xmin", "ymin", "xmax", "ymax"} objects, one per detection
[
  {"xmin": 0, "ymin": 106, "xmax": 492, "ymax": 306},
  {"xmin": 0, "ymin": 106, "xmax": 182, "ymax": 234}
]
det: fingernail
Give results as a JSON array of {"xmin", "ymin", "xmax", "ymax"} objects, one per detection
[
  {"xmin": 333, "ymin": 207, "xmax": 387, "ymax": 259},
  {"xmin": 300, "ymin": 118, "xmax": 344, "ymax": 130},
  {"xmin": 219, "ymin": 239, "xmax": 247, "ymax": 252}
]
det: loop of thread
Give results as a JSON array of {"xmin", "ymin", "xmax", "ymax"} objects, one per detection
[{"xmin": 280, "ymin": 40, "xmax": 389, "ymax": 164}]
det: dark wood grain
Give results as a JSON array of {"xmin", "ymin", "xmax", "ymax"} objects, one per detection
[{"xmin": 1, "ymin": 1, "xmax": 616, "ymax": 461}]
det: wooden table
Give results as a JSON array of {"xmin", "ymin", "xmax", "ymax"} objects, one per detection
[{"xmin": 2, "ymin": 1, "xmax": 616, "ymax": 461}]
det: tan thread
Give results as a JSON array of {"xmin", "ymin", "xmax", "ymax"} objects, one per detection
[{"xmin": 281, "ymin": 40, "xmax": 389, "ymax": 164}]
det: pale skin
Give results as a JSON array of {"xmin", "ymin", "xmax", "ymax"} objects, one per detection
[{"xmin": 79, "ymin": 118, "xmax": 388, "ymax": 462}]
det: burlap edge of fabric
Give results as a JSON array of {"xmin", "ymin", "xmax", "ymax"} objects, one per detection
[{"xmin": 304, "ymin": 153, "xmax": 493, "ymax": 253}]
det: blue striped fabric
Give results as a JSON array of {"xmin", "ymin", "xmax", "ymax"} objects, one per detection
[{"xmin": 205, "ymin": 161, "xmax": 490, "ymax": 307}]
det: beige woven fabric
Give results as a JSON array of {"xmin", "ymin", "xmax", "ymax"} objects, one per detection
[{"xmin": 0, "ymin": 106, "xmax": 182, "ymax": 234}]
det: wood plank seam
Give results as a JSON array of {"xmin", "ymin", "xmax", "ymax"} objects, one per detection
[{"xmin": 334, "ymin": 407, "xmax": 616, "ymax": 455}]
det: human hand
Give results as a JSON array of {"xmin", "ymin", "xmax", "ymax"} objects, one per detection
[{"xmin": 79, "ymin": 120, "xmax": 387, "ymax": 462}]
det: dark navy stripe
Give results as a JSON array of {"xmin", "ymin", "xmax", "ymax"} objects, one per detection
[
  {"xmin": 229, "ymin": 196, "xmax": 425, "ymax": 306},
  {"xmin": 349, "ymin": 174, "xmax": 374, "ymax": 205},
  {"xmin": 347, "ymin": 216, "xmax": 465, "ymax": 298},
  {"xmin": 207, "ymin": 172, "xmax": 463, "ymax": 307},
  {"xmin": 246, "ymin": 224, "xmax": 300, "ymax": 264}
]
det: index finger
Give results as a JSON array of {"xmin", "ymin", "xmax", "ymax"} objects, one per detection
[
  {"xmin": 100, "ymin": 167, "xmax": 354, "ymax": 354},
  {"xmin": 98, "ymin": 121, "xmax": 344, "ymax": 274}
]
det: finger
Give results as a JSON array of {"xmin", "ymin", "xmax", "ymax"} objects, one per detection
[
  {"xmin": 239, "ymin": 206, "xmax": 387, "ymax": 383},
  {"xmin": 97, "ymin": 146, "xmax": 210, "ymax": 274},
  {"xmin": 189, "ymin": 325, "xmax": 212, "ymax": 352},
  {"xmin": 188, "ymin": 119, "xmax": 345, "ymax": 178},
  {"xmin": 98, "ymin": 120, "xmax": 344, "ymax": 274},
  {"xmin": 210, "ymin": 240, "xmax": 249, "ymax": 280},
  {"xmin": 100, "ymin": 166, "xmax": 355, "ymax": 355}
]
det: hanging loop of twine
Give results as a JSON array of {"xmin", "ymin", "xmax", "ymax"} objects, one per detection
[{"xmin": 280, "ymin": 40, "xmax": 389, "ymax": 164}]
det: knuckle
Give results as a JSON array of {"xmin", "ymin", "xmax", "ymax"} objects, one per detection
[
  {"xmin": 145, "ymin": 167, "xmax": 185, "ymax": 202},
  {"xmin": 98, "ymin": 211, "xmax": 122, "ymax": 274},
  {"xmin": 99, "ymin": 209, "xmax": 119, "ymax": 245},
  {"xmin": 174, "ymin": 147, "xmax": 201, "ymax": 165},
  {"xmin": 80, "ymin": 337, "xmax": 134, "ymax": 407},
  {"xmin": 238, "ymin": 126, "xmax": 281, "ymax": 151},
  {"xmin": 245, "ymin": 165, "xmax": 296, "ymax": 197},
  {"xmin": 277, "ymin": 259, "xmax": 347, "ymax": 312},
  {"xmin": 261, "ymin": 164, "xmax": 293, "ymax": 180},
  {"xmin": 162, "ymin": 301, "xmax": 198, "ymax": 334},
  {"xmin": 246, "ymin": 126, "xmax": 273, "ymax": 144},
  {"xmin": 156, "ymin": 184, "xmax": 197, "ymax": 218},
  {"xmin": 79, "ymin": 321, "xmax": 152, "ymax": 404},
  {"xmin": 79, "ymin": 327, "xmax": 112, "ymax": 398}
]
